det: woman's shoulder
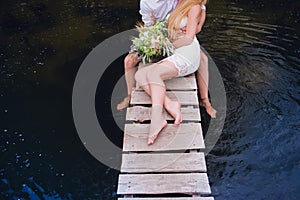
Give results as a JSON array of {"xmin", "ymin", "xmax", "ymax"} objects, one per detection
[{"xmin": 188, "ymin": 4, "xmax": 202, "ymax": 16}]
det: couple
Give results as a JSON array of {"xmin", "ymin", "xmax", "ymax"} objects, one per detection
[{"xmin": 118, "ymin": 0, "xmax": 217, "ymax": 144}]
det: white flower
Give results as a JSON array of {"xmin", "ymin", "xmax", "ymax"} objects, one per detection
[{"xmin": 130, "ymin": 21, "xmax": 174, "ymax": 64}]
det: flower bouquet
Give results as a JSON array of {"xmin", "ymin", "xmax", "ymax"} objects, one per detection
[{"xmin": 130, "ymin": 21, "xmax": 174, "ymax": 64}]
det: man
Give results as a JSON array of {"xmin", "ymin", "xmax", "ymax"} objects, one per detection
[{"xmin": 117, "ymin": 0, "xmax": 216, "ymax": 118}]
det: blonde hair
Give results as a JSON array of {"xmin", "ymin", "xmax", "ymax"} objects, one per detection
[{"xmin": 168, "ymin": 0, "xmax": 207, "ymax": 40}]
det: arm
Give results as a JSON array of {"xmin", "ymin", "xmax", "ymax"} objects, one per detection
[
  {"xmin": 196, "ymin": 5, "xmax": 206, "ymax": 33},
  {"xmin": 181, "ymin": 5, "xmax": 206, "ymax": 34},
  {"xmin": 172, "ymin": 5, "xmax": 202, "ymax": 48},
  {"xmin": 139, "ymin": 0, "xmax": 155, "ymax": 26}
]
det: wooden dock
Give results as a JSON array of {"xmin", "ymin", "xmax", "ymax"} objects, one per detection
[{"xmin": 117, "ymin": 74, "xmax": 214, "ymax": 199}]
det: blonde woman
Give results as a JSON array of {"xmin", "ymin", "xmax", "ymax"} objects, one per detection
[{"xmin": 135, "ymin": 0, "xmax": 208, "ymax": 144}]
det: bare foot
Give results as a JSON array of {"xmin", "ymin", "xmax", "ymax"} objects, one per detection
[
  {"xmin": 148, "ymin": 119, "xmax": 168, "ymax": 145},
  {"xmin": 148, "ymin": 104, "xmax": 168, "ymax": 145},
  {"xmin": 164, "ymin": 101, "xmax": 182, "ymax": 126},
  {"xmin": 117, "ymin": 95, "xmax": 130, "ymax": 111},
  {"xmin": 200, "ymin": 99, "xmax": 217, "ymax": 118}
]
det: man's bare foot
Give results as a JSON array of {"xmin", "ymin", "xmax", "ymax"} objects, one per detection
[
  {"xmin": 117, "ymin": 95, "xmax": 131, "ymax": 111},
  {"xmin": 148, "ymin": 119, "xmax": 168, "ymax": 145},
  {"xmin": 164, "ymin": 101, "xmax": 182, "ymax": 126},
  {"xmin": 200, "ymin": 98, "xmax": 217, "ymax": 118}
]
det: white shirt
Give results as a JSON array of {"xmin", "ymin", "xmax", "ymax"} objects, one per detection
[{"xmin": 140, "ymin": 0, "xmax": 178, "ymax": 26}]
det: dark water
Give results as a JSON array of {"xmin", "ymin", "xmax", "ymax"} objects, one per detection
[{"xmin": 0, "ymin": 0, "xmax": 299, "ymax": 199}]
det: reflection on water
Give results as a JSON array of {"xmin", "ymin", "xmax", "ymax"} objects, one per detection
[
  {"xmin": 0, "ymin": 0, "xmax": 299, "ymax": 199},
  {"xmin": 203, "ymin": 1, "xmax": 300, "ymax": 199}
]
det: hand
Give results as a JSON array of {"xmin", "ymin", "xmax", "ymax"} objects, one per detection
[
  {"xmin": 172, "ymin": 35, "xmax": 193, "ymax": 48},
  {"xmin": 180, "ymin": 26, "xmax": 187, "ymax": 34}
]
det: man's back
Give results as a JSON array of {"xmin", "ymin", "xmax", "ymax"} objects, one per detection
[{"xmin": 140, "ymin": 0, "xmax": 178, "ymax": 26}]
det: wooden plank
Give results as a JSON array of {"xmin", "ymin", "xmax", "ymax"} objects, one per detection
[
  {"xmin": 121, "ymin": 152, "xmax": 206, "ymax": 173},
  {"xmin": 118, "ymin": 198, "xmax": 214, "ymax": 200},
  {"xmin": 136, "ymin": 76, "xmax": 197, "ymax": 91},
  {"xmin": 117, "ymin": 173, "xmax": 211, "ymax": 195},
  {"xmin": 123, "ymin": 195, "xmax": 133, "ymax": 198},
  {"xmin": 123, "ymin": 123, "xmax": 204, "ymax": 152},
  {"xmin": 126, "ymin": 106, "xmax": 200, "ymax": 122},
  {"xmin": 130, "ymin": 91, "xmax": 198, "ymax": 106}
]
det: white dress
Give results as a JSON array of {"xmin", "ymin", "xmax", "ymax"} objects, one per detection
[{"xmin": 163, "ymin": 17, "xmax": 201, "ymax": 77}]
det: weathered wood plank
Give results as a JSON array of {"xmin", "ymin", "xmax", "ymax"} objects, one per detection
[
  {"xmin": 117, "ymin": 173, "xmax": 211, "ymax": 195},
  {"xmin": 126, "ymin": 106, "xmax": 200, "ymax": 122},
  {"xmin": 136, "ymin": 76, "xmax": 197, "ymax": 91},
  {"xmin": 123, "ymin": 195, "xmax": 133, "ymax": 198},
  {"xmin": 131, "ymin": 91, "xmax": 198, "ymax": 105},
  {"xmin": 121, "ymin": 152, "xmax": 206, "ymax": 173},
  {"xmin": 118, "ymin": 198, "xmax": 214, "ymax": 200},
  {"xmin": 123, "ymin": 123, "xmax": 204, "ymax": 152}
]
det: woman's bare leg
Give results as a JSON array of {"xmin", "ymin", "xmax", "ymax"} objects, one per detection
[
  {"xmin": 135, "ymin": 61, "xmax": 180, "ymax": 144},
  {"xmin": 135, "ymin": 64, "xmax": 182, "ymax": 126},
  {"xmin": 197, "ymin": 51, "xmax": 217, "ymax": 118}
]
